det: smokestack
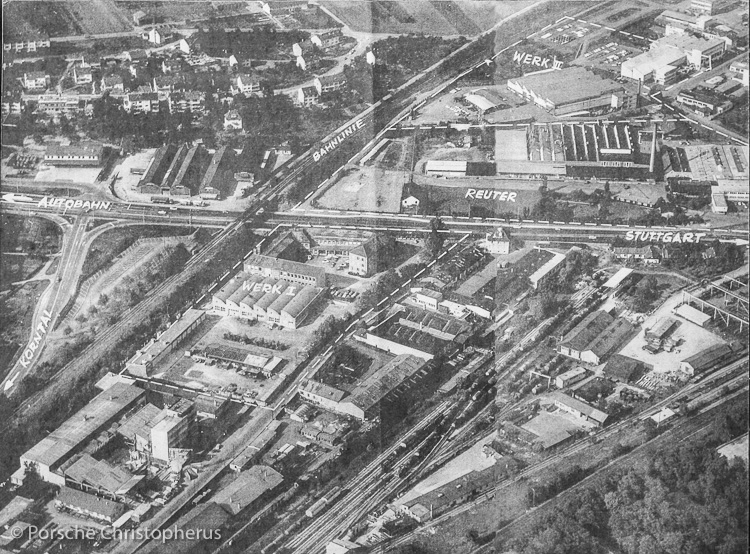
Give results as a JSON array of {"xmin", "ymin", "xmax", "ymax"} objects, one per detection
[{"xmin": 649, "ymin": 122, "xmax": 658, "ymax": 174}]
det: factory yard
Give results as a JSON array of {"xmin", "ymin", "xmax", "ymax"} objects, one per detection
[
  {"xmin": 309, "ymin": 166, "xmax": 406, "ymax": 213},
  {"xmin": 618, "ymin": 291, "xmax": 728, "ymax": 377}
]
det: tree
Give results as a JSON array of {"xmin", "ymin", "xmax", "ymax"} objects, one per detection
[
  {"xmin": 634, "ymin": 275, "xmax": 659, "ymax": 312},
  {"xmin": 424, "ymin": 217, "xmax": 445, "ymax": 259}
]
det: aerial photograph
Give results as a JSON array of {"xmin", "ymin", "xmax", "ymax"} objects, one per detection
[{"xmin": 0, "ymin": 0, "xmax": 748, "ymax": 553}]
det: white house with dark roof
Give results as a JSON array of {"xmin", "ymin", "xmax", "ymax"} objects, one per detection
[
  {"xmin": 311, "ymin": 29, "xmax": 343, "ymax": 49},
  {"xmin": 297, "ymin": 86, "xmax": 319, "ymax": 107},
  {"xmin": 314, "ymin": 72, "xmax": 347, "ymax": 95},
  {"xmin": 224, "ymin": 110, "xmax": 243, "ymax": 130},
  {"xmin": 23, "ymin": 72, "xmax": 50, "ymax": 90},
  {"xmin": 73, "ymin": 66, "xmax": 93, "ymax": 85},
  {"xmin": 101, "ymin": 74, "xmax": 124, "ymax": 93},
  {"xmin": 124, "ymin": 92, "xmax": 160, "ymax": 114},
  {"xmin": 234, "ymin": 74, "xmax": 261, "ymax": 95}
]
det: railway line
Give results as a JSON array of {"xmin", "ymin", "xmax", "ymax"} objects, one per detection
[{"xmin": 374, "ymin": 357, "xmax": 749, "ymax": 553}]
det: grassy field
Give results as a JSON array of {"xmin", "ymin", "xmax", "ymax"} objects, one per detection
[
  {"xmin": 82, "ymin": 225, "xmax": 199, "ymax": 279},
  {"xmin": 117, "ymin": 0, "xmax": 215, "ymax": 23},
  {"xmin": 3, "ymin": 0, "xmax": 131, "ymax": 38},
  {"xmin": 321, "ymin": 0, "xmax": 538, "ymax": 36}
]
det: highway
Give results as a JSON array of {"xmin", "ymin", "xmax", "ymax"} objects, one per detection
[{"xmin": 2, "ymin": 215, "xmax": 88, "ymax": 392}]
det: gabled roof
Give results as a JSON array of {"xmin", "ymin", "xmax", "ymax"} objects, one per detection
[{"xmin": 57, "ymin": 487, "xmax": 125, "ymax": 520}]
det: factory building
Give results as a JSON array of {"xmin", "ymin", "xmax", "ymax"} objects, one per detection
[
  {"xmin": 126, "ymin": 309, "xmax": 206, "ymax": 377},
  {"xmin": 15, "ymin": 382, "xmax": 146, "ymax": 486},
  {"xmin": 297, "ymin": 354, "xmax": 430, "ymax": 420},
  {"xmin": 211, "ymin": 272, "xmax": 325, "ymax": 329},
  {"xmin": 621, "ymin": 34, "xmax": 726, "ymax": 84},
  {"xmin": 507, "ymin": 67, "xmax": 636, "ymax": 116}
]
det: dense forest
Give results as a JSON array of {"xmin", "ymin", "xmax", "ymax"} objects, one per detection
[{"xmin": 503, "ymin": 436, "xmax": 749, "ymax": 554}]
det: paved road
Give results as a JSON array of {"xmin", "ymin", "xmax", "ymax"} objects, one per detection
[{"xmin": 2, "ymin": 216, "xmax": 87, "ymax": 392}]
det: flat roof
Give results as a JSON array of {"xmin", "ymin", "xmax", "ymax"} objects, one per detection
[
  {"xmin": 673, "ymin": 303, "xmax": 712, "ymax": 325},
  {"xmin": 521, "ymin": 411, "xmax": 579, "ymax": 449},
  {"xmin": 244, "ymin": 254, "xmax": 326, "ymax": 284},
  {"xmin": 509, "ymin": 67, "xmax": 623, "ymax": 107},
  {"xmin": 45, "ymin": 141, "xmax": 103, "ymax": 158},
  {"xmin": 621, "ymin": 47, "xmax": 685, "ymax": 75},
  {"xmin": 529, "ymin": 250, "xmax": 566, "ymax": 285},
  {"xmin": 22, "ymin": 383, "xmax": 144, "ymax": 469},
  {"xmin": 603, "ymin": 267, "xmax": 633, "ymax": 288},
  {"xmin": 300, "ymin": 380, "xmax": 346, "ymax": 403},
  {"xmin": 494, "ymin": 129, "xmax": 529, "ymax": 161}
]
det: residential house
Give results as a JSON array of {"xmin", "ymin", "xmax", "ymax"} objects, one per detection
[
  {"xmin": 311, "ymin": 29, "xmax": 342, "ymax": 50},
  {"xmin": 73, "ymin": 66, "xmax": 94, "ymax": 85},
  {"xmin": 125, "ymin": 49, "xmax": 148, "ymax": 63},
  {"xmin": 481, "ymin": 227, "xmax": 511, "ymax": 255},
  {"xmin": 101, "ymin": 74, "xmax": 125, "ymax": 93},
  {"xmin": 168, "ymin": 91, "xmax": 205, "ymax": 114},
  {"xmin": 144, "ymin": 27, "xmax": 171, "ymax": 45},
  {"xmin": 35, "ymin": 94, "xmax": 80, "ymax": 117},
  {"xmin": 124, "ymin": 92, "xmax": 160, "ymax": 114},
  {"xmin": 23, "ymin": 72, "xmax": 50, "ymax": 90},
  {"xmin": 3, "ymin": 33, "xmax": 50, "ymax": 54},
  {"xmin": 153, "ymin": 75, "xmax": 181, "ymax": 97},
  {"xmin": 611, "ymin": 245, "xmax": 661, "ymax": 264},
  {"xmin": 80, "ymin": 54, "xmax": 101, "ymax": 69},
  {"xmin": 162, "ymin": 58, "xmax": 185, "ymax": 74},
  {"xmin": 234, "ymin": 74, "xmax": 261, "ymax": 95},
  {"xmin": 224, "ymin": 110, "xmax": 243, "ymax": 130},
  {"xmin": 297, "ymin": 86, "xmax": 319, "ymax": 107},
  {"xmin": 313, "ymin": 72, "xmax": 347, "ymax": 95}
]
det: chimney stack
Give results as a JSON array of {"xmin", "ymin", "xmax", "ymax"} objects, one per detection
[{"xmin": 649, "ymin": 122, "xmax": 658, "ymax": 174}]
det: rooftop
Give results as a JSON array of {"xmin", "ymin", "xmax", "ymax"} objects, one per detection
[
  {"xmin": 212, "ymin": 465, "xmax": 283, "ymax": 515},
  {"xmin": 300, "ymin": 380, "xmax": 347, "ymax": 403},
  {"xmin": 344, "ymin": 354, "xmax": 427, "ymax": 412},
  {"xmin": 21, "ymin": 383, "xmax": 144, "ymax": 469},
  {"xmin": 244, "ymin": 254, "xmax": 326, "ymax": 284},
  {"xmin": 45, "ymin": 141, "xmax": 104, "ymax": 159},
  {"xmin": 56, "ymin": 486, "xmax": 125, "ymax": 520},
  {"xmin": 559, "ymin": 310, "xmax": 615, "ymax": 353},
  {"xmin": 681, "ymin": 343, "xmax": 731, "ymax": 370},
  {"xmin": 62, "ymin": 454, "xmax": 137, "ymax": 495},
  {"xmin": 508, "ymin": 67, "xmax": 624, "ymax": 107},
  {"xmin": 603, "ymin": 354, "xmax": 644, "ymax": 382},
  {"xmin": 116, "ymin": 403, "xmax": 166, "ymax": 442},
  {"xmin": 549, "ymin": 391, "xmax": 608, "ymax": 424}
]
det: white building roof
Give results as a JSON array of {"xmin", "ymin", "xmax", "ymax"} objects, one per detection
[{"xmin": 603, "ymin": 267, "xmax": 633, "ymax": 288}]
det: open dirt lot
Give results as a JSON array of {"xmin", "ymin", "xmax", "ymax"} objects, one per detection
[
  {"xmin": 309, "ymin": 167, "xmax": 405, "ymax": 213},
  {"xmin": 618, "ymin": 291, "xmax": 727, "ymax": 375},
  {"xmin": 398, "ymin": 431, "xmax": 499, "ymax": 507},
  {"xmin": 35, "ymin": 166, "xmax": 101, "ymax": 185}
]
